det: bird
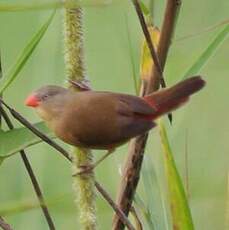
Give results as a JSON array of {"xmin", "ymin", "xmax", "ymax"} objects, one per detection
[{"xmin": 25, "ymin": 76, "xmax": 205, "ymax": 173}]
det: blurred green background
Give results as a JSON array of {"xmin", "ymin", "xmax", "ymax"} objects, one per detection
[{"xmin": 0, "ymin": 0, "xmax": 228, "ymax": 229}]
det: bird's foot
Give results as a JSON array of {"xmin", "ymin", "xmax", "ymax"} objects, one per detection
[{"xmin": 72, "ymin": 163, "xmax": 95, "ymax": 177}]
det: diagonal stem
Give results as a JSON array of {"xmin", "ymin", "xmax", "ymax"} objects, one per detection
[
  {"xmin": 0, "ymin": 106, "xmax": 56, "ymax": 230},
  {"xmin": 113, "ymin": 1, "xmax": 181, "ymax": 229},
  {"xmin": 132, "ymin": 0, "xmax": 166, "ymax": 88},
  {"xmin": 95, "ymin": 182, "xmax": 135, "ymax": 230},
  {"xmin": 0, "ymin": 99, "xmax": 134, "ymax": 229},
  {"xmin": 0, "ymin": 98, "xmax": 71, "ymax": 161},
  {"xmin": 132, "ymin": 0, "xmax": 172, "ymax": 122},
  {"xmin": 0, "ymin": 216, "xmax": 13, "ymax": 230},
  {"xmin": 0, "ymin": 52, "xmax": 55, "ymax": 229}
]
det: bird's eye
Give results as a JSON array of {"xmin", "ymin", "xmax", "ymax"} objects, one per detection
[{"xmin": 42, "ymin": 95, "xmax": 49, "ymax": 100}]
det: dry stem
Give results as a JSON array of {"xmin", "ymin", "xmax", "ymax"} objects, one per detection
[
  {"xmin": 0, "ymin": 217, "xmax": 13, "ymax": 230},
  {"xmin": 0, "ymin": 54, "xmax": 55, "ymax": 229},
  {"xmin": 0, "ymin": 98, "xmax": 133, "ymax": 229},
  {"xmin": 0, "ymin": 107, "xmax": 55, "ymax": 230},
  {"xmin": 113, "ymin": 1, "xmax": 181, "ymax": 229}
]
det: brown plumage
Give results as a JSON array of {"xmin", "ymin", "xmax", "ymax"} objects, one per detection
[{"xmin": 25, "ymin": 76, "xmax": 205, "ymax": 151}]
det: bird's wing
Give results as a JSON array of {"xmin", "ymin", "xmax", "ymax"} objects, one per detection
[
  {"xmin": 116, "ymin": 94, "xmax": 155, "ymax": 117},
  {"xmin": 114, "ymin": 94, "xmax": 156, "ymax": 140}
]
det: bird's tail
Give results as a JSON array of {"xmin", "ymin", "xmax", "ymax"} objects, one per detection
[{"xmin": 143, "ymin": 76, "xmax": 205, "ymax": 120}]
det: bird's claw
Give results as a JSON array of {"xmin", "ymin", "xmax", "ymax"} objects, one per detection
[{"xmin": 72, "ymin": 164, "xmax": 94, "ymax": 176}]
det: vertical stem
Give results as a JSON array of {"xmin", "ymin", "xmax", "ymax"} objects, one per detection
[
  {"xmin": 63, "ymin": 7, "xmax": 96, "ymax": 229},
  {"xmin": 0, "ymin": 217, "xmax": 13, "ymax": 230},
  {"xmin": 113, "ymin": 1, "xmax": 181, "ymax": 229},
  {"xmin": 0, "ymin": 55, "xmax": 55, "ymax": 228},
  {"xmin": 72, "ymin": 148, "xmax": 96, "ymax": 229},
  {"xmin": 64, "ymin": 8, "xmax": 85, "ymax": 82}
]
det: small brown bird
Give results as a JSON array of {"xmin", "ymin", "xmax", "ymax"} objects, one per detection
[{"xmin": 25, "ymin": 76, "xmax": 205, "ymax": 171}]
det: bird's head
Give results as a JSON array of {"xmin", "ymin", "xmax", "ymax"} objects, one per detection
[{"xmin": 25, "ymin": 85, "xmax": 68, "ymax": 121}]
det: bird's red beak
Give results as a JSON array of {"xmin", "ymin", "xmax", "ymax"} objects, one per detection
[{"xmin": 25, "ymin": 94, "xmax": 39, "ymax": 107}]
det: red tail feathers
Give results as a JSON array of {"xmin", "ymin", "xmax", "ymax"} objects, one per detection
[{"xmin": 143, "ymin": 76, "xmax": 205, "ymax": 120}]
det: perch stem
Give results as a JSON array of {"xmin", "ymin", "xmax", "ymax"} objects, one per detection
[
  {"xmin": 0, "ymin": 53, "xmax": 55, "ymax": 229},
  {"xmin": 0, "ymin": 106, "xmax": 56, "ymax": 230},
  {"xmin": 113, "ymin": 1, "xmax": 181, "ymax": 229},
  {"xmin": 0, "ymin": 98, "xmax": 133, "ymax": 229},
  {"xmin": 63, "ymin": 7, "xmax": 96, "ymax": 229}
]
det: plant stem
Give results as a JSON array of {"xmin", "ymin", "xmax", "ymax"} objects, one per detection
[
  {"xmin": 132, "ymin": 0, "xmax": 166, "ymax": 88},
  {"xmin": 0, "ymin": 55, "xmax": 13, "ymax": 230},
  {"xmin": 0, "ymin": 217, "xmax": 13, "ymax": 230},
  {"xmin": 63, "ymin": 7, "xmax": 96, "ymax": 229},
  {"xmin": 0, "ymin": 98, "xmax": 133, "ymax": 229},
  {"xmin": 113, "ymin": 1, "xmax": 181, "ymax": 229},
  {"xmin": 0, "ymin": 53, "xmax": 55, "ymax": 229},
  {"xmin": 0, "ymin": 107, "xmax": 56, "ymax": 230}
]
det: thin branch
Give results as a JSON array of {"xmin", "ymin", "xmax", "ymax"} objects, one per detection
[
  {"xmin": 0, "ymin": 107, "xmax": 56, "ymax": 230},
  {"xmin": 0, "ymin": 217, "xmax": 13, "ymax": 230},
  {"xmin": 146, "ymin": 0, "xmax": 181, "ymax": 93},
  {"xmin": 130, "ymin": 206, "xmax": 143, "ymax": 230},
  {"xmin": 0, "ymin": 98, "xmax": 71, "ymax": 162},
  {"xmin": 95, "ymin": 182, "xmax": 135, "ymax": 230},
  {"xmin": 132, "ymin": 0, "xmax": 172, "ymax": 123},
  {"xmin": 132, "ymin": 0, "xmax": 166, "ymax": 88},
  {"xmin": 0, "ymin": 99, "xmax": 133, "ymax": 229},
  {"xmin": 113, "ymin": 1, "xmax": 181, "ymax": 229}
]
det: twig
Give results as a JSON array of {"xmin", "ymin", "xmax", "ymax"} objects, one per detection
[
  {"xmin": 0, "ymin": 98, "xmax": 71, "ymax": 162},
  {"xmin": 130, "ymin": 206, "xmax": 143, "ymax": 230},
  {"xmin": 95, "ymin": 182, "xmax": 135, "ymax": 230},
  {"xmin": 113, "ymin": 1, "xmax": 181, "ymax": 229},
  {"xmin": 0, "ymin": 99, "xmax": 133, "ymax": 229},
  {"xmin": 131, "ymin": 0, "xmax": 166, "ymax": 88},
  {"xmin": 0, "ymin": 217, "xmax": 13, "ymax": 230},
  {"xmin": 0, "ymin": 59, "xmax": 9, "ymax": 230},
  {"xmin": 0, "ymin": 107, "xmax": 56, "ymax": 230},
  {"xmin": 132, "ymin": 0, "xmax": 172, "ymax": 123},
  {"xmin": 146, "ymin": 0, "xmax": 181, "ymax": 93}
]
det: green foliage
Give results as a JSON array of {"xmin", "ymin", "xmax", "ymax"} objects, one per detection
[
  {"xmin": 134, "ymin": 193, "xmax": 156, "ymax": 230},
  {"xmin": 159, "ymin": 121, "xmax": 194, "ymax": 230},
  {"xmin": 0, "ymin": 0, "xmax": 228, "ymax": 229},
  {"xmin": 0, "ymin": 10, "xmax": 55, "ymax": 93},
  {"xmin": 182, "ymin": 24, "xmax": 229, "ymax": 79},
  {"xmin": 140, "ymin": 160, "xmax": 169, "ymax": 230},
  {"xmin": 0, "ymin": 0, "xmax": 116, "ymax": 12},
  {"xmin": 0, "ymin": 122, "xmax": 51, "ymax": 158}
]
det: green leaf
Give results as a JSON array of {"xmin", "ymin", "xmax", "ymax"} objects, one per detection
[
  {"xmin": 141, "ymin": 159, "xmax": 169, "ymax": 230},
  {"xmin": 0, "ymin": 0, "xmax": 114, "ymax": 12},
  {"xmin": 134, "ymin": 193, "xmax": 155, "ymax": 230},
  {"xmin": 0, "ymin": 192, "xmax": 70, "ymax": 216},
  {"xmin": 124, "ymin": 13, "xmax": 139, "ymax": 94},
  {"xmin": 182, "ymin": 24, "xmax": 229, "ymax": 79},
  {"xmin": 139, "ymin": 1, "xmax": 150, "ymax": 16},
  {"xmin": 0, "ymin": 122, "xmax": 52, "ymax": 158},
  {"xmin": 159, "ymin": 121, "xmax": 194, "ymax": 230},
  {"xmin": 0, "ymin": 10, "xmax": 56, "ymax": 94}
]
